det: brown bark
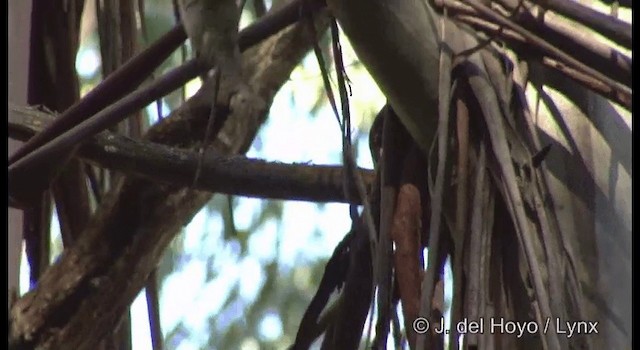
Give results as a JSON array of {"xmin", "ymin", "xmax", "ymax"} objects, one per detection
[
  {"xmin": 8, "ymin": 8, "xmax": 330, "ymax": 350},
  {"xmin": 8, "ymin": 106, "xmax": 374, "ymax": 204}
]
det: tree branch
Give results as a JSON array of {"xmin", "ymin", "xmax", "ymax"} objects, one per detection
[
  {"xmin": 456, "ymin": 0, "xmax": 630, "ymax": 102},
  {"xmin": 500, "ymin": 0, "xmax": 630, "ymax": 85},
  {"xmin": 437, "ymin": 0, "xmax": 631, "ymax": 87},
  {"xmin": 8, "ymin": 105, "xmax": 375, "ymax": 204},
  {"xmin": 528, "ymin": 0, "xmax": 631, "ymax": 49},
  {"xmin": 9, "ymin": 0, "xmax": 326, "ymax": 166},
  {"xmin": 8, "ymin": 25, "xmax": 186, "ymax": 165},
  {"xmin": 9, "ymin": 6, "xmax": 331, "ymax": 349},
  {"xmin": 447, "ymin": 13, "xmax": 631, "ymax": 109},
  {"xmin": 8, "ymin": 0, "xmax": 328, "ymax": 206}
]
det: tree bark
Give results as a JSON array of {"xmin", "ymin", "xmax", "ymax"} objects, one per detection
[
  {"xmin": 8, "ymin": 106, "xmax": 374, "ymax": 205},
  {"xmin": 8, "ymin": 8, "xmax": 330, "ymax": 349}
]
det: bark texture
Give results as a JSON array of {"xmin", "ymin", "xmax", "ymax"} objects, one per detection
[{"xmin": 8, "ymin": 8, "xmax": 330, "ymax": 349}]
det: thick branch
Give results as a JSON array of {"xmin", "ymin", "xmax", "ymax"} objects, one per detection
[
  {"xmin": 8, "ymin": 25, "xmax": 186, "ymax": 165},
  {"xmin": 8, "ymin": 0, "xmax": 327, "ymax": 206},
  {"xmin": 8, "ymin": 106, "xmax": 374, "ymax": 204},
  {"xmin": 9, "ymin": 6, "xmax": 330, "ymax": 349},
  {"xmin": 8, "ymin": 0, "xmax": 325, "ymax": 166}
]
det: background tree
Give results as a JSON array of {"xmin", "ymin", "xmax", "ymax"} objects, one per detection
[{"xmin": 8, "ymin": 0, "xmax": 631, "ymax": 349}]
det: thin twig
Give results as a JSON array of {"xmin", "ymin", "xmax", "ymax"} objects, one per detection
[
  {"xmin": 8, "ymin": 60, "xmax": 203, "ymax": 181},
  {"xmin": 173, "ymin": 0, "xmax": 188, "ymax": 105},
  {"xmin": 329, "ymin": 17, "xmax": 381, "ymax": 347},
  {"xmin": 331, "ymin": 19, "xmax": 354, "ymax": 208},
  {"xmin": 416, "ymin": 7, "xmax": 453, "ymax": 349},
  {"xmin": 309, "ymin": 19, "xmax": 342, "ymax": 127},
  {"xmin": 145, "ymin": 271, "xmax": 163, "ymax": 350},
  {"xmin": 459, "ymin": 0, "xmax": 630, "ymax": 103},
  {"xmin": 84, "ymin": 164, "xmax": 103, "ymax": 204},
  {"xmin": 464, "ymin": 143, "xmax": 486, "ymax": 348},
  {"xmin": 492, "ymin": 0, "xmax": 631, "ymax": 85},
  {"xmin": 450, "ymin": 82, "xmax": 470, "ymax": 350},
  {"xmin": 528, "ymin": 0, "xmax": 631, "ymax": 48},
  {"xmin": 330, "ymin": 17, "xmax": 384, "ymax": 348},
  {"xmin": 373, "ymin": 110, "xmax": 399, "ymax": 349},
  {"xmin": 438, "ymin": 0, "xmax": 631, "ymax": 108},
  {"xmin": 8, "ymin": 25, "xmax": 187, "ymax": 165},
  {"xmin": 451, "ymin": 15, "xmax": 631, "ymax": 109},
  {"xmin": 541, "ymin": 57, "xmax": 631, "ymax": 108},
  {"xmin": 442, "ymin": 0, "xmax": 631, "ymax": 87},
  {"xmin": 193, "ymin": 71, "xmax": 221, "ymax": 187},
  {"xmin": 9, "ymin": 0, "xmax": 327, "ymax": 175},
  {"xmin": 138, "ymin": 0, "xmax": 149, "ymax": 43}
]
